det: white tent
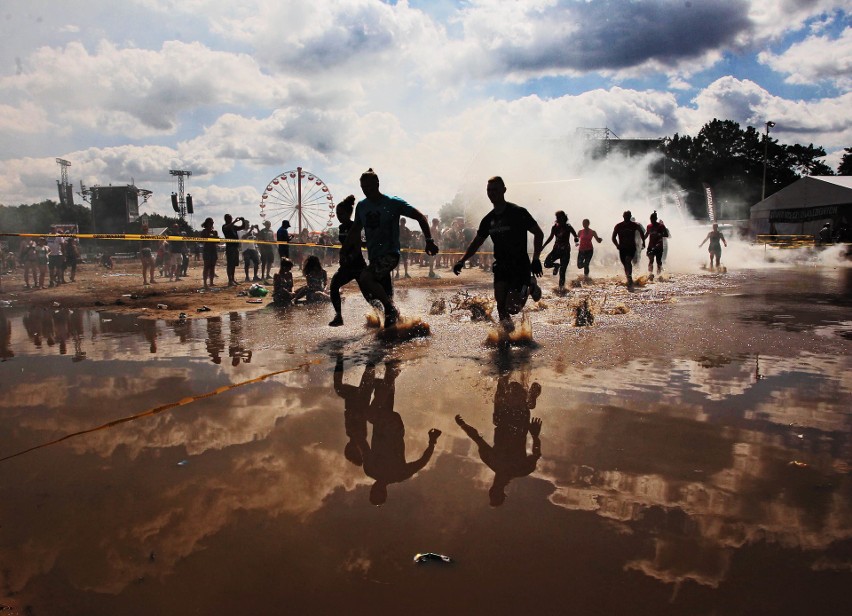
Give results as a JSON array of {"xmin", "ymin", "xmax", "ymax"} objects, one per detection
[{"xmin": 749, "ymin": 176, "xmax": 852, "ymax": 237}]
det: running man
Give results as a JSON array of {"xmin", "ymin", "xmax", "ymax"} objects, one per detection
[
  {"xmin": 699, "ymin": 223, "xmax": 727, "ymax": 269},
  {"xmin": 453, "ymin": 176, "xmax": 544, "ymax": 331},
  {"xmin": 612, "ymin": 210, "xmax": 646, "ymax": 289},
  {"xmin": 340, "ymin": 168, "xmax": 439, "ymax": 328},
  {"xmin": 645, "ymin": 211, "xmax": 669, "ymax": 279}
]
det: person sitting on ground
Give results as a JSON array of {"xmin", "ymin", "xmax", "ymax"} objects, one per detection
[
  {"xmin": 541, "ymin": 210, "xmax": 578, "ymax": 289},
  {"xmin": 272, "ymin": 258, "xmax": 294, "ymax": 306},
  {"xmin": 294, "ymin": 255, "xmax": 329, "ymax": 303},
  {"xmin": 576, "ymin": 218, "xmax": 603, "ymax": 279}
]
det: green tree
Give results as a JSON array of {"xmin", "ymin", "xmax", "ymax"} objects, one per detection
[
  {"xmin": 838, "ymin": 147, "xmax": 852, "ymax": 175},
  {"xmin": 659, "ymin": 119, "xmax": 834, "ymax": 219}
]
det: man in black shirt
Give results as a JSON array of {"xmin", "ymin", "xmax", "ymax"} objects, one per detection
[
  {"xmin": 612, "ymin": 210, "xmax": 646, "ymax": 290},
  {"xmin": 453, "ymin": 176, "xmax": 544, "ymax": 331},
  {"xmin": 222, "ymin": 214, "xmax": 247, "ymax": 286}
]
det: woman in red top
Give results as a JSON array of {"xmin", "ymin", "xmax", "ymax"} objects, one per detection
[{"xmin": 576, "ymin": 219, "xmax": 602, "ymax": 278}]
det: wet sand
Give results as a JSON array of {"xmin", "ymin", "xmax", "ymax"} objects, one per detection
[{"xmin": 0, "ymin": 265, "xmax": 850, "ymax": 615}]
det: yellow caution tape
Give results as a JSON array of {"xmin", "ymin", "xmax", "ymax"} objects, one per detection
[{"xmin": 0, "ymin": 358, "xmax": 324, "ymax": 463}]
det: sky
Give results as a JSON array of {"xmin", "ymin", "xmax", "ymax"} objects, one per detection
[{"xmin": 0, "ymin": 0, "xmax": 849, "ymax": 228}]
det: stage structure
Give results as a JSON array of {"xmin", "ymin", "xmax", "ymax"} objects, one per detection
[
  {"xmin": 576, "ymin": 128, "xmax": 663, "ymax": 160},
  {"xmin": 55, "ymin": 158, "xmax": 74, "ymax": 206},
  {"xmin": 80, "ymin": 183, "xmax": 152, "ymax": 234},
  {"xmin": 169, "ymin": 169, "xmax": 193, "ymax": 220}
]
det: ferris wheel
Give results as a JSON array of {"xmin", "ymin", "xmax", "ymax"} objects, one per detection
[{"xmin": 258, "ymin": 167, "xmax": 335, "ymax": 234}]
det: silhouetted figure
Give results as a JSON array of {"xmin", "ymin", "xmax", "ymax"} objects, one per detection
[
  {"xmin": 339, "ymin": 168, "xmax": 438, "ymax": 328},
  {"xmin": 455, "ymin": 374, "xmax": 542, "ymax": 506},
  {"xmin": 699, "ymin": 223, "xmax": 728, "ymax": 269},
  {"xmin": 336, "ymin": 358, "xmax": 442, "ymax": 504},
  {"xmin": 0, "ymin": 310, "xmax": 13, "ymax": 361},
  {"xmin": 454, "ymin": 176, "xmax": 545, "ymax": 332},
  {"xmin": 612, "ymin": 210, "xmax": 646, "ymax": 289},
  {"xmin": 645, "ymin": 211, "xmax": 669, "ymax": 279},
  {"xmin": 541, "ymin": 210, "xmax": 578, "ymax": 289},
  {"xmin": 334, "ymin": 354, "xmax": 376, "ymax": 467},
  {"xmin": 205, "ymin": 317, "xmax": 225, "ymax": 364}
]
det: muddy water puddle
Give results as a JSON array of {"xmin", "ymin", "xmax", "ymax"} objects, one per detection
[{"xmin": 0, "ymin": 268, "xmax": 849, "ymax": 615}]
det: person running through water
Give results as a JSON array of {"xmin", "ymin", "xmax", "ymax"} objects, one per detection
[
  {"xmin": 453, "ymin": 176, "xmax": 544, "ymax": 332},
  {"xmin": 576, "ymin": 218, "xmax": 603, "ymax": 279},
  {"xmin": 340, "ymin": 168, "xmax": 439, "ymax": 328},
  {"xmin": 612, "ymin": 210, "xmax": 646, "ymax": 289},
  {"xmin": 541, "ymin": 210, "xmax": 578, "ymax": 289},
  {"xmin": 699, "ymin": 223, "xmax": 727, "ymax": 269},
  {"xmin": 645, "ymin": 210, "xmax": 669, "ymax": 280}
]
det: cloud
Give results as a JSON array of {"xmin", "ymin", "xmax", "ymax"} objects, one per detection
[
  {"xmin": 0, "ymin": 40, "xmax": 293, "ymax": 137},
  {"xmin": 682, "ymin": 76, "xmax": 852, "ymax": 149},
  {"xmin": 455, "ymin": 0, "xmax": 751, "ymax": 80},
  {"xmin": 758, "ymin": 26, "xmax": 852, "ymax": 90}
]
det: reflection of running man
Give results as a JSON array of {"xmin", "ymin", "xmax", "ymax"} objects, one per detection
[
  {"xmin": 335, "ymin": 357, "xmax": 442, "ymax": 505},
  {"xmin": 454, "ymin": 176, "xmax": 544, "ymax": 331},
  {"xmin": 612, "ymin": 210, "xmax": 646, "ymax": 289},
  {"xmin": 699, "ymin": 223, "xmax": 727, "ymax": 269},
  {"xmin": 455, "ymin": 374, "xmax": 542, "ymax": 506}
]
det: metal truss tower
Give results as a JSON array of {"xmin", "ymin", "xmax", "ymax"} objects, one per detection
[
  {"xmin": 56, "ymin": 158, "xmax": 74, "ymax": 206},
  {"xmin": 169, "ymin": 169, "xmax": 192, "ymax": 220}
]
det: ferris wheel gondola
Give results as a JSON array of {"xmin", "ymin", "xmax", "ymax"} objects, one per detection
[{"xmin": 258, "ymin": 167, "xmax": 335, "ymax": 234}]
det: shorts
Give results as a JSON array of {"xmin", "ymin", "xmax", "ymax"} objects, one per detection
[
  {"xmin": 243, "ymin": 248, "xmax": 260, "ymax": 266},
  {"xmin": 259, "ymin": 247, "xmax": 275, "ymax": 263},
  {"xmin": 709, "ymin": 244, "xmax": 722, "ymax": 256},
  {"xmin": 366, "ymin": 253, "xmax": 400, "ymax": 278},
  {"xmin": 647, "ymin": 245, "xmax": 663, "ymax": 258},
  {"xmin": 140, "ymin": 247, "xmax": 153, "ymax": 259},
  {"xmin": 492, "ymin": 259, "xmax": 531, "ymax": 290},
  {"xmin": 203, "ymin": 253, "xmax": 217, "ymax": 267},
  {"xmin": 226, "ymin": 246, "xmax": 240, "ymax": 267}
]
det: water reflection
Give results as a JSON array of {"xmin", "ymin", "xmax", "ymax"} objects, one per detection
[
  {"xmin": 206, "ymin": 316, "xmax": 225, "ymax": 364},
  {"xmin": 227, "ymin": 312, "xmax": 252, "ymax": 366},
  {"xmin": 0, "ymin": 310, "xmax": 13, "ymax": 361},
  {"xmin": 333, "ymin": 353, "xmax": 441, "ymax": 505},
  {"xmin": 456, "ymin": 371, "xmax": 542, "ymax": 506}
]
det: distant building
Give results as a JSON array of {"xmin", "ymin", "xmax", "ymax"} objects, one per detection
[{"xmin": 749, "ymin": 176, "xmax": 852, "ymax": 237}]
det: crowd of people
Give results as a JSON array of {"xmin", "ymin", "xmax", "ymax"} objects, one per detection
[{"xmin": 4, "ymin": 170, "xmax": 739, "ymax": 319}]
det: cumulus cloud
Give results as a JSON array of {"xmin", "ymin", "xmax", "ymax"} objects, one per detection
[
  {"xmin": 682, "ymin": 76, "xmax": 852, "ymax": 149},
  {"xmin": 0, "ymin": 40, "xmax": 294, "ymax": 137},
  {"xmin": 758, "ymin": 26, "xmax": 852, "ymax": 90}
]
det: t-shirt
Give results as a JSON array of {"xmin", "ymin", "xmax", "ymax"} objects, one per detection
[
  {"xmin": 578, "ymin": 228, "xmax": 596, "ymax": 251},
  {"xmin": 240, "ymin": 230, "xmax": 258, "ymax": 252},
  {"xmin": 257, "ymin": 228, "xmax": 275, "ymax": 253},
  {"xmin": 476, "ymin": 202, "xmax": 537, "ymax": 265},
  {"xmin": 550, "ymin": 223, "xmax": 577, "ymax": 249},
  {"xmin": 646, "ymin": 221, "xmax": 669, "ymax": 250},
  {"xmin": 613, "ymin": 220, "xmax": 644, "ymax": 251},
  {"xmin": 276, "ymin": 225, "xmax": 290, "ymax": 257},
  {"xmin": 354, "ymin": 194, "xmax": 417, "ymax": 261}
]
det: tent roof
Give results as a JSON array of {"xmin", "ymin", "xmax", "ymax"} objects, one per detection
[{"xmin": 750, "ymin": 176, "xmax": 852, "ymax": 214}]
